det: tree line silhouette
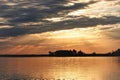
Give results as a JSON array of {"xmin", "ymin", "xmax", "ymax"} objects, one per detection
[
  {"xmin": 49, "ymin": 49, "xmax": 120, "ymax": 56},
  {"xmin": 0, "ymin": 49, "xmax": 120, "ymax": 57}
]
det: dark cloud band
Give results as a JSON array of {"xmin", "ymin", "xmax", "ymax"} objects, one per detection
[
  {"xmin": 0, "ymin": 16, "xmax": 120, "ymax": 37},
  {"xmin": 0, "ymin": 0, "xmax": 120, "ymax": 37}
]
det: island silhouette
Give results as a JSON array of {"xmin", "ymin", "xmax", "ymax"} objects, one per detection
[
  {"xmin": 0, "ymin": 49, "xmax": 120, "ymax": 57},
  {"xmin": 48, "ymin": 49, "xmax": 120, "ymax": 56}
]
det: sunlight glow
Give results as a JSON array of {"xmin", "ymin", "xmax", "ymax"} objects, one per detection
[
  {"xmin": 30, "ymin": 27, "xmax": 101, "ymax": 40},
  {"xmin": 2, "ymin": 26, "xmax": 120, "ymax": 54},
  {"xmin": 5, "ymin": 2, "xmax": 17, "ymax": 6},
  {"xmin": 44, "ymin": 17, "xmax": 63, "ymax": 22},
  {"xmin": 46, "ymin": 28, "xmax": 101, "ymax": 39},
  {"xmin": 67, "ymin": 0, "xmax": 120, "ymax": 18},
  {"xmin": 64, "ymin": 2, "xmax": 74, "ymax": 7},
  {"xmin": 0, "ymin": 25, "xmax": 13, "ymax": 29},
  {"xmin": 70, "ymin": 0, "xmax": 92, "ymax": 3},
  {"xmin": 68, "ymin": 9, "xmax": 85, "ymax": 16}
]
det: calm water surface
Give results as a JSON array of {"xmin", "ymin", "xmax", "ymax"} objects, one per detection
[{"xmin": 0, "ymin": 57, "xmax": 120, "ymax": 80}]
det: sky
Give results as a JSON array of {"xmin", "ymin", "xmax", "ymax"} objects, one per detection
[{"xmin": 0, "ymin": 0, "xmax": 120, "ymax": 54}]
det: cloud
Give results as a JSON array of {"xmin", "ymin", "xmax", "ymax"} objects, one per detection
[
  {"xmin": 0, "ymin": 34, "xmax": 46, "ymax": 52},
  {"xmin": 0, "ymin": 0, "xmax": 120, "ymax": 54},
  {"xmin": 48, "ymin": 16, "xmax": 120, "ymax": 29},
  {"xmin": 0, "ymin": 0, "xmax": 96, "ymax": 23},
  {"xmin": 0, "ymin": 0, "xmax": 98, "ymax": 32},
  {"xmin": 0, "ymin": 16, "xmax": 120, "ymax": 37},
  {"xmin": 104, "ymin": 26, "xmax": 120, "ymax": 39},
  {"xmin": 0, "ymin": 0, "xmax": 119, "ymax": 37}
]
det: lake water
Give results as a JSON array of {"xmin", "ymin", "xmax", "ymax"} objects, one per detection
[{"xmin": 0, "ymin": 57, "xmax": 120, "ymax": 80}]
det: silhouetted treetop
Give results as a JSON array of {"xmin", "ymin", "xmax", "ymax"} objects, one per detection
[{"xmin": 112, "ymin": 49, "xmax": 120, "ymax": 56}]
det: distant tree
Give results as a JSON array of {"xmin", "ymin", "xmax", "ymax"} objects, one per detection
[
  {"xmin": 78, "ymin": 50, "xmax": 85, "ymax": 55},
  {"xmin": 73, "ymin": 49, "xmax": 77, "ymax": 54},
  {"xmin": 112, "ymin": 49, "xmax": 120, "ymax": 56},
  {"xmin": 116, "ymin": 49, "xmax": 120, "ymax": 53},
  {"xmin": 107, "ymin": 52, "xmax": 111, "ymax": 55},
  {"xmin": 49, "ymin": 51, "xmax": 54, "ymax": 55},
  {"xmin": 92, "ymin": 52, "xmax": 96, "ymax": 55}
]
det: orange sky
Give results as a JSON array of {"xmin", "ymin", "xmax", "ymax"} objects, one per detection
[{"xmin": 0, "ymin": 0, "xmax": 120, "ymax": 54}]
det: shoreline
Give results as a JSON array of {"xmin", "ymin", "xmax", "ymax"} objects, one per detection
[{"xmin": 0, "ymin": 54, "xmax": 120, "ymax": 57}]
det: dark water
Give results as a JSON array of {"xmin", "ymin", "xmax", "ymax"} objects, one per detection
[{"xmin": 0, "ymin": 57, "xmax": 120, "ymax": 80}]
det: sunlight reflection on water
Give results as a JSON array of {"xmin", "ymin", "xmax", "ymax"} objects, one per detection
[{"xmin": 0, "ymin": 57, "xmax": 120, "ymax": 80}]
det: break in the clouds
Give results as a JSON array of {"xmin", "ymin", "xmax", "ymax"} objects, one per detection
[{"xmin": 0, "ymin": 0, "xmax": 120, "ymax": 54}]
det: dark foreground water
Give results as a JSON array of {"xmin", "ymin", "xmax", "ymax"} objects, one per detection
[{"xmin": 0, "ymin": 57, "xmax": 120, "ymax": 80}]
